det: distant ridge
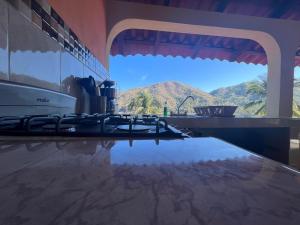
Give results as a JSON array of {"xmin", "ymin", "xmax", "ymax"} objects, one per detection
[
  {"xmin": 118, "ymin": 81, "xmax": 217, "ymax": 114},
  {"xmin": 117, "ymin": 80, "xmax": 300, "ymax": 115}
]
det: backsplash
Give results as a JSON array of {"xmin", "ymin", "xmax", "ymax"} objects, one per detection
[{"xmin": 0, "ymin": 0, "xmax": 109, "ymax": 96}]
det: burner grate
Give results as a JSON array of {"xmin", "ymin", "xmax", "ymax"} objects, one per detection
[{"xmin": 0, "ymin": 114, "xmax": 186, "ymax": 138}]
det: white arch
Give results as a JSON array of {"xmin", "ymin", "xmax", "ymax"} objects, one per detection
[{"xmin": 105, "ymin": 0, "xmax": 300, "ymax": 117}]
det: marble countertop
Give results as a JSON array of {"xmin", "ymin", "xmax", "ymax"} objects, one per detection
[{"xmin": 0, "ymin": 137, "xmax": 300, "ymax": 225}]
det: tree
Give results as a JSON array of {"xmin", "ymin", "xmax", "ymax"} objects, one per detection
[
  {"xmin": 244, "ymin": 77, "xmax": 267, "ymax": 115},
  {"xmin": 127, "ymin": 91, "xmax": 161, "ymax": 114},
  {"xmin": 244, "ymin": 76, "xmax": 300, "ymax": 116}
]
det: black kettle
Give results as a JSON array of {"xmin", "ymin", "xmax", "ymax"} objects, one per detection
[
  {"xmin": 77, "ymin": 76, "xmax": 97, "ymax": 96},
  {"xmin": 99, "ymin": 80, "xmax": 116, "ymax": 99}
]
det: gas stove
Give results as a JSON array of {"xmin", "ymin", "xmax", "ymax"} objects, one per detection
[{"xmin": 0, "ymin": 114, "xmax": 187, "ymax": 138}]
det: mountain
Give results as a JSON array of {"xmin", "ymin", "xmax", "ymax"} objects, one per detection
[
  {"xmin": 210, "ymin": 82, "xmax": 254, "ymax": 106},
  {"xmin": 210, "ymin": 80, "xmax": 300, "ymax": 114},
  {"xmin": 118, "ymin": 81, "xmax": 218, "ymax": 114},
  {"xmin": 209, "ymin": 82, "xmax": 262, "ymax": 115},
  {"xmin": 117, "ymin": 80, "xmax": 300, "ymax": 116}
]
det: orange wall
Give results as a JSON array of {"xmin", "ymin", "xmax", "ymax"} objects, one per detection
[{"xmin": 48, "ymin": 0, "xmax": 107, "ymax": 68}]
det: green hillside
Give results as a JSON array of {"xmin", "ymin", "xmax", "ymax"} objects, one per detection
[
  {"xmin": 210, "ymin": 82, "xmax": 264, "ymax": 116},
  {"xmin": 117, "ymin": 80, "xmax": 300, "ymax": 117},
  {"xmin": 118, "ymin": 81, "xmax": 217, "ymax": 114}
]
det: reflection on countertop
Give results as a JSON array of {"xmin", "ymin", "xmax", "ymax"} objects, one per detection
[{"xmin": 0, "ymin": 137, "xmax": 300, "ymax": 225}]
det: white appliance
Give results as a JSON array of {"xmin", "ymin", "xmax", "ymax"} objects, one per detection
[{"xmin": 0, "ymin": 82, "xmax": 76, "ymax": 116}]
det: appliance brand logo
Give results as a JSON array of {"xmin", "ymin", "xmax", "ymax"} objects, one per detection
[{"xmin": 36, "ymin": 97, "xmax": 50, "ymax": 103}]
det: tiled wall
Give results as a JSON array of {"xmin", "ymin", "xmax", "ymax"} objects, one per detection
[
  {"xmin": 0, "ymin": 0, "xmax": 109, "ymax": 96},
  {"xmin": 0, "ymin": 0, "xmax": 9, "ymax": 81}
]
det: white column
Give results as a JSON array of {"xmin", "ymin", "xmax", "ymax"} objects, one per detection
[{"xmin": 266, "ymin": 44, "xmax": 296, "ymax": 118}]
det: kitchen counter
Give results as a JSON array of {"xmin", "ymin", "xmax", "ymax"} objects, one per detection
[
  {"xmin": 163, "ymin": 117, "xmax": 293, "ymax": 163},
  {"xmin": 0, "ymin": 137, "xmax": 300, "ymax": 225},
  {"xmin": 162, "ymin": 116, "xmax": 296, "ymax": 128}
]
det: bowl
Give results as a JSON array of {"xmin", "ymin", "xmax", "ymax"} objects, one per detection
[{"xmin": 194, "ymin": 106, "xmax": 237, "ymax": 117}]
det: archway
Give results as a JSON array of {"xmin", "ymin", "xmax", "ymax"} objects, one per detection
[{"xmin": 105, "ymin": 0, "xmax": 298, "ymax": 117}]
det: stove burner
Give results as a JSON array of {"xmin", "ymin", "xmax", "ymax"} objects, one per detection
[
  {"xmin": 0, "ymin": 114, "xmax": 186, "ymax": 138},
  {"xmin": 117, "ymin": 125, "xmax": 151, "ymax": 132}
]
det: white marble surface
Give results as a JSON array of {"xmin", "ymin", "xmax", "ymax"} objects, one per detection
[{"xmin": 0, "ymin": 137, "xmax": 300, "ymax": 225}]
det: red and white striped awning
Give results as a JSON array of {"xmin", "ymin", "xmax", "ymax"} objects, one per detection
[{"xmin": 111, "ymin": 0, "xmax": 300, "ymax": 66}]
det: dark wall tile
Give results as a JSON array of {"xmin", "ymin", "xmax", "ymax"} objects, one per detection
[{"xmin": 0, "ymin": 0, "xmax": 9, "ymax": 81}]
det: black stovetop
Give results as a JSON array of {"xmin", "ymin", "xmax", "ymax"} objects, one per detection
[{"xmin": 0, "ymin": 114, "xmax": 187, "ymax": 138}]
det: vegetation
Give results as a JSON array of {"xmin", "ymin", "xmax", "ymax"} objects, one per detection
[
  {"xmin": 118, "ymin": 79, "xmax": 300, "ymax": 117},
  {"xmin": 244, "ymin": 77, "xmax": 300, "ymax": 116},
  {"xmin": 118, "ymin": 81, "xmax": 216, "ymax": 114},
  {"xmin": 127, "ymin": 91, "xmax": 161, "ymax": 114},
  {"xmin": 244, "ymin": 77, "xmax": 267, "ymax": 115},
  {"xmin": 210, "ymin": 82, "xmax": 259, "ymax": 116}
]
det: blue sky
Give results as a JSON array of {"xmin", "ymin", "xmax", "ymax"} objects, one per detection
[{"xmin": 110, "ymin": 55, "xmax": 300, "ymax": 92}]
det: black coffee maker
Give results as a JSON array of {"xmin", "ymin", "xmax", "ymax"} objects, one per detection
[{"xmin": 99, "ymin": 80, "xmax": 116, "ymax": 114}]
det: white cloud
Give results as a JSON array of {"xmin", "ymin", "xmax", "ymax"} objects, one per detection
[{"xmin": 126, "ymin": 69, "xmax": 148, "ymax": 81}]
